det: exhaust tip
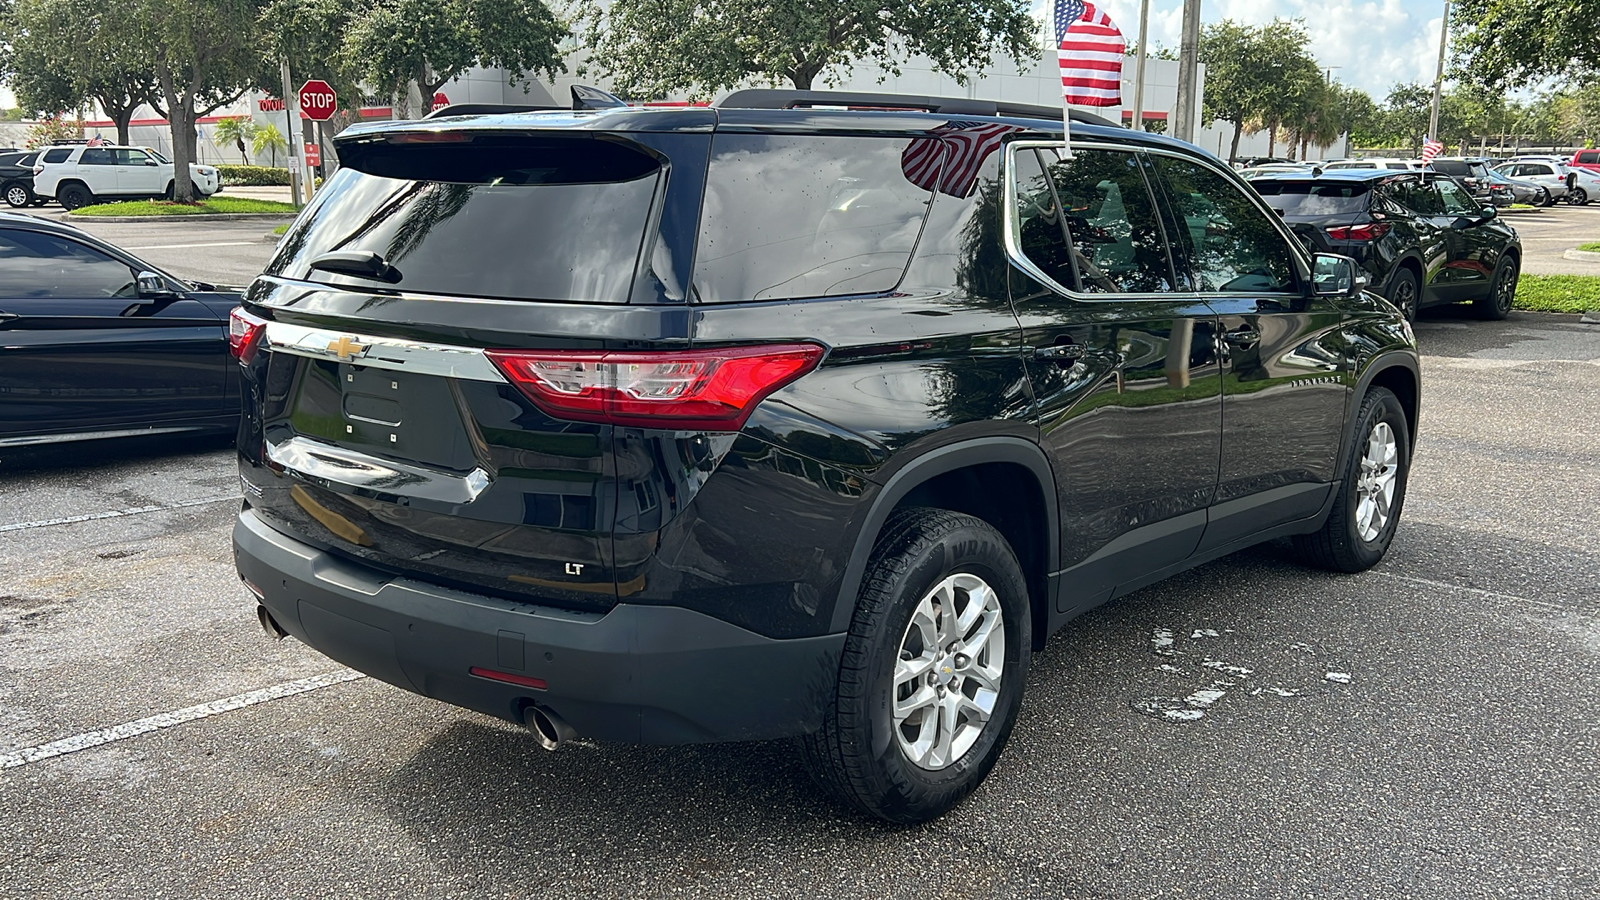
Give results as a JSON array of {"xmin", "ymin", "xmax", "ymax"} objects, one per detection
[
  {"xmin": 256, "ymin": 604, "xmax": 288, "ymax": 641},
  {"xmin": 525, "ymin": 705, "xmax": 574, "ymax": 751}
]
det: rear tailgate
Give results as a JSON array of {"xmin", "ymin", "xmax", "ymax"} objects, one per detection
[{"xmin": 238, "ymin": 121, "xmax": 712, "ymax": 612}]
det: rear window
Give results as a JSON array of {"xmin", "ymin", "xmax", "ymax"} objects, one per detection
[
  {"xmin": 1431, "ymin": 161, "xmax": 1469, "ymax": 176},
  {"xmin": 692, "ymin": 134, "xmax": 934, "ymax": 303},
  {"xmin": 1252, "ymin": 181, "xmax": 1372, "ymax": 215},
  {"xmin": 265, "ymin": 135, "xmax": 660, "ymax": 303},
  {"xmin": 1578, "ymin": 151, "xmax": 1599, "ymax": 164}
]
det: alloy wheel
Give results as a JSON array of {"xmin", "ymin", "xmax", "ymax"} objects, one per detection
[
  {"xmin": 1354, "ymin": 421, "xmax": 1399, "ymax": 542},
  {"xmin": 892, "ymin": 572, "xmax": 1005, "ymax": 770},
  {"xmin": 1494, "ymin": 264, "xmax": 1517, "ymax": 315},
  {"xmin": 1391, "ymin": 278, "xmax": 1418, "ymax": 321},
  {"xmin": 5, "ymin": 186, "xmax": 27, "ymax": 207}
]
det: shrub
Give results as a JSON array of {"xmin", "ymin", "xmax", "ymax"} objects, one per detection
[{"xmin": 218, "ymin": 164, "xmax": 291, "ymax": 186}]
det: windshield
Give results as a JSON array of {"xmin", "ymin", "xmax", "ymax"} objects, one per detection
[{"xmin": 1252, "ymin": 181, "xmax": 1372, "ymax": 216}]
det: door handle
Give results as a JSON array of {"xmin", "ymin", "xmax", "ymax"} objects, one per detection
[
  {"xmin": 1222, "ymin": 328, "xmax": 1261, "ymax": 349},
  {"xmin": 1033, "ymin": 342, "xmax": 1086, "ymax": 361}
]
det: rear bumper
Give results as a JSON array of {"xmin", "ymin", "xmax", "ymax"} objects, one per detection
[{"xmin": 233, "ymin": 508, "xmax": 844, "ymax": 744}]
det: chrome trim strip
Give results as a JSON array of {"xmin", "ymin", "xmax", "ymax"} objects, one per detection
[
  {"xmin": 0, "ymin": 425, "xmax": 207, "ymax": 448},
  {"xmin": 264, "ymin": 321, "xmax": 507, "ymax": 383},
  {"xmin": 267, "ymin": 436, "xmax": 492, "ymax": 505}
]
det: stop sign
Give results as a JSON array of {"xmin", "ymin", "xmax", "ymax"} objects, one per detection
[{"xmin": 297, "ymin": 80, "xmax": 337, "ymax": 121}]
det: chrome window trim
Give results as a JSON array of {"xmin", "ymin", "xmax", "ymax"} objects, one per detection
[{"xmin": 264, "ymin": 321, "xmax": 508, "ymax": 383}]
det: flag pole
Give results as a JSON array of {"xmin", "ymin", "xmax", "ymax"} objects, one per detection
[{"xmin": 1053, "ymin": 5, "xmax": 1073, "ymax": 157}]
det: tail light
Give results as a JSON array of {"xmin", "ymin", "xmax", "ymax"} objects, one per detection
[
  {"xmin": 1326, "ymin": 223, "xmax": 1392, "ymax": 241},
  {"xmin": 228, "ymin": 307, "xmax": 269, "ymax": 362},
  {"xmin": 31, "ymin": 165, "xmax": 42, "ymax": 175},
  {"xmin": 487, "ymin": 344, "xmax": 826, "ymax": 431}
]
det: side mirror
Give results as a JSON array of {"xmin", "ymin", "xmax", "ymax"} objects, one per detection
[
  {"xmin": 136, "ymin": 270, "xmax": 174, "ymax": 299},
  {"xmin": 1312, "ymin": 253, "xmax": 1367, "ymax": 299},
  {"xmin": 1479, "ymin": 206, "xmax": 1497, "ymax": 220}
]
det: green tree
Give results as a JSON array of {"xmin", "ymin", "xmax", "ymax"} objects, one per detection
[
  {"xmin": 343, "ymin": 0, "xmax": 565, "ymax": 119},
  {"xmin": 212, "ymin": 116, "xmax": 256, "ymax": 163},
  {"xmin": 251, "ymin": 120, "xmax": 287, "ymax": 166},
  {"xmin": 257, "ymin": 0, "xmax": 364, "ymax": 132},
  {"xmin": 1451, "ymin": 0, "xmax": 1600, "ymax": 89},
  {"xmin": 132, "ymin": 0, "xmax": 263, "ymax": 201},
  {"xmin": 1382, "ymin": 83, "xmax": 1432, "ymax": 153},
  {"xmin": 3, "ymin": 0, "xmax": 156, "ymax": 145},
  {"xmin": 572, "ymin": 0, "xmax": 1036, "ymax": 98},
  {"xmin": 1199, "ymin": 19, "xmax": 1320, "ymax": 163},
  {"xmin": 23, "ymin": 113, "xmax": 81, "ymax": 148}
]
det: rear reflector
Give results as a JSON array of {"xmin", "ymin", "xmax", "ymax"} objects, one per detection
[
  {"xmin": 469, "ymin": 667, "xmax": 548, "ymax": 690},
  {"xmin": 486, "ymin": 344, "xmax": 825, "ymax": 431},
  {"xmin": 1326, "ymin": 222, "xmax": 1391, "ymax": 241},
  {"xmin": 228, "ymin": 307, "xmax": 269, "ymax": 362}
]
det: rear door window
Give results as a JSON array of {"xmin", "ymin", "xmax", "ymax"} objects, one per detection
[
  {"xmin": 42, "ymin": 148, "xmax": 72, "ymax": 164},
  {"xmin": 692, "ymin": 134, "xmax": 933, "ymax": 303},
  {"xmin": 266, "ymin": 135, "xmax": 661, "ymax": 303},
  {"xmin": 1008, "ymin": 145, "xmax": 1175, "ymax": 294},
  {"xmin": 0, "ymin": 228, "xmax": 137, "ymax": 298}
]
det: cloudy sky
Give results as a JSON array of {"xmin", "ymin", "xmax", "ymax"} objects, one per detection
[{"xmin": 1085, "ymin": 0, "xmax": 1451, "ymax": 100}]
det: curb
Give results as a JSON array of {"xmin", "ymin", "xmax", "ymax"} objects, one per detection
[
  {"xmin": 1563, "ymin": 248, "xmax": 1600, "ymax": 262},
  {"xmin": 66, "ymin": 212, "xmax": 298, "ymax": 223},
  {"xmin": 1496, "ymin": 207, "xmax": 1543, "ymax": 216}
]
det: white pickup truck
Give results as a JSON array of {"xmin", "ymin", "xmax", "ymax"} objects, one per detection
[{"xmin": 32, "ymin": 144, "xmax": 222, "ymax": 210}]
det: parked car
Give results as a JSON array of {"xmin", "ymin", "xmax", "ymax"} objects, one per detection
[
  {"xmin": 1238, "ymin": 162, "xmax": 1316, "ymax": 179},
  {"xmin": 0, "ymin": 151, "xmax": 44, "ymax": 208},
  {"xmin": 1426, "ymin": 157, "xmax": 1506, "ymax": 204},
  {"xmin": 231, "ymin": 88, "xmax": 1421, "ymax": 824},
  {"xmin": 1494, "ymin": 159, "xmax": 1572, "ymax": 203},
  {"xmin": 31, "ymin": 144, "xmax": 222, "ymax": 210},
  {"xmin": 0, "ymin": 213, "xmax": 242, "ymax": 446},
  {"xmin": 1252, "ymin": 169, "xmax": 1521, "ymax": 321},
  {"xmin": 1563, "ymin": 166, "xmax": 1600, "ymax": 205},
  {"xmin": 1322, "ymin": 158, "xmax": 1420, "ymax": 171},
  {"xmin": 1483, "ymin": 167, "xmax": 1551, "ymax": 206},
  {"xmin": 1571, "ymin": 148, "xmax": 1600, "ymax": 174}
]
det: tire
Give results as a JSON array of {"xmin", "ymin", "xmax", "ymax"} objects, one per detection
[
  {"xmin": 3, "ymin": 181, "xmax": 32, "ymax": 208},
  {"xmin": 1475, "ymin": 254, "xmax": 1518, "ymax": 320},
  {"xmin": 1568, "ymin": 187, "xmax": 1589, "ymax": 205},
  {"xmin": 1384, "ymin": 266, "xmax": 1419, "ymax": 322},
  {"xmin": 1292, "ymin": 387, "xmax": 1410, "ymax": 573},
  {"xmin": 57, "ymin": 182, "xmax": 92, "ymax": 211},
  {"xmin": 165, "ymin": 180, "xmax": 205, "ymax": 201},
  {"xmin": 1535, "ymin": 188, "xmax": 1550, "ymax": 206},
  {"xmin": 800, "ymin": 507, "xmax": 1032, "ymax": 825},
  {"xmin": 1542, "ymin": 190, "xmax": 1558, "ymax": 207}
]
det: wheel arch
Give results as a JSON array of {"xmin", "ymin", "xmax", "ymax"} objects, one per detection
[
  {"xmin": 827, "ymin": 438, "xmax": 1059, "ymax": 648},
  {"xmin": 1340, "ymin": 353, "xmax": 1420, "ymax": 474}
]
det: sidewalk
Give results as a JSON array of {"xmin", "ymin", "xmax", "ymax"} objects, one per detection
[{"xmin": 223, "ymin": 185, "xmax": 296, "ymax": 203}]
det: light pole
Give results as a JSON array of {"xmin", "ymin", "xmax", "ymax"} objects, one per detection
[
  {"xmin": 1173, "ymin": 0, "xmax": 1201, "ymax": 142},
  {"xmin": 1130, "ymin": 0, "xmax": 1151, "ymax": 132}
]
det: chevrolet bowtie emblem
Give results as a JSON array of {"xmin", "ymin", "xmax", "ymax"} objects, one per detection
[{"xmin": 327, "ymin": 335, "xmax": 368, "ymax": 360}]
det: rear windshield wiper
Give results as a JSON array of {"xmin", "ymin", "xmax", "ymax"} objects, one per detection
[{"xmin": 307, "ymin": 250, "xmax": 402, "ymax": 284}]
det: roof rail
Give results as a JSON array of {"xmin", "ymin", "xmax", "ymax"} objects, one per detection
[
  {"xmin": 425, "ymin": 103, "xmax": 562, "ymax": 119},
  {"xmin": 715, "ymin": 89, "xmax": 1120, "ymax": 128}
]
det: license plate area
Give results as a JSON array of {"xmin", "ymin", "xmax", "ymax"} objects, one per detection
[{"xmin": 287, "ymin": 359, "xmax": 480, "ymax": 472}]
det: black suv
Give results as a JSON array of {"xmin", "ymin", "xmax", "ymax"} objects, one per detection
[
  {"xmin": 1252, "ymin": 169, "xmax": 1521, "ymax": 321},
  {"xmin": 231, "ymin": 90, "xmax": 1420, "ymax": 824},
  {"xmin": 0, "ymin": 150, "xmax": 42, "ymax": 208}
]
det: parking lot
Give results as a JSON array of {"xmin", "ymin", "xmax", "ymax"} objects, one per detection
[{"xmin": 2, "ymin": 213, "xmax": 1598, "ymax": 898}]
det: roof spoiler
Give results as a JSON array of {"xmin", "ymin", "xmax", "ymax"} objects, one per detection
[{"xmin": 716, "ymin": 89, "xmax": 1120, "ymax": 128}]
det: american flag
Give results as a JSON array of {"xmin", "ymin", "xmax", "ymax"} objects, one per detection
[
  {"xmin": 1421, "ymin": 138, "xmax": 1444, "ymax": 164},
  {"xmin": 85, "ymin": 136, "xmax": 104, "ymax": 147},
  {"xmin": 1055, "ymin": 0, "xmax": 1126, "ymax": 108},
  {"xmin": 901, "ymin": 121, "xmax": 1022, "ymax": 199}
]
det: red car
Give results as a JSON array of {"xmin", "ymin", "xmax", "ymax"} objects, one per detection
[{"xmin": 1573, "ymin": 149, "xmax": 1600, "ymax": 174}]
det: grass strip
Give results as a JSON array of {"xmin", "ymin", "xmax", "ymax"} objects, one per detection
[
  {"xmin": 1514, "ymin": 274, "xmax": 1600, "ymax": 313},
  {"xmin": 73, "ymin": 197, "xmax": 299, "ymax": 216},
  {"xmin": 1577, "ymin": 241, "xmax": 1600, "ymax": 252}
]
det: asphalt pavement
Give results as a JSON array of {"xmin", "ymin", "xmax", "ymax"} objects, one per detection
[
  {"xmin": 2, "ymin": 277, "xmax": 1598, "ymax": 898},
  {"xmin": 1499, "ymin": 202, "xmax": 1600, "ymax": 276}
]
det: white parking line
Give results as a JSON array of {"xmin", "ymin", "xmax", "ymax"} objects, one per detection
[
  {"xmin": 0, "ymin": 495, "xmax": 236, "ymax": 533},
  {"xmin": 120, "ymin": 241, "xmax": 258, "ymax": 251},
  {"xmin": 1, "ymin": 669, "xmax": 366, "ymax": 769},
  {"xmin": 1372, "ymin": 571, "xmax": 1570, "ymax": 613}
]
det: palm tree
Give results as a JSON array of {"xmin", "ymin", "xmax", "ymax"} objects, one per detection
[
  {"xmin": 213, "ymin": 117, "xmax": 256, "ymax": 164},
  {"xmin": 251, "ymin": 122, "xmax": 288, "ymax": 168}
]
